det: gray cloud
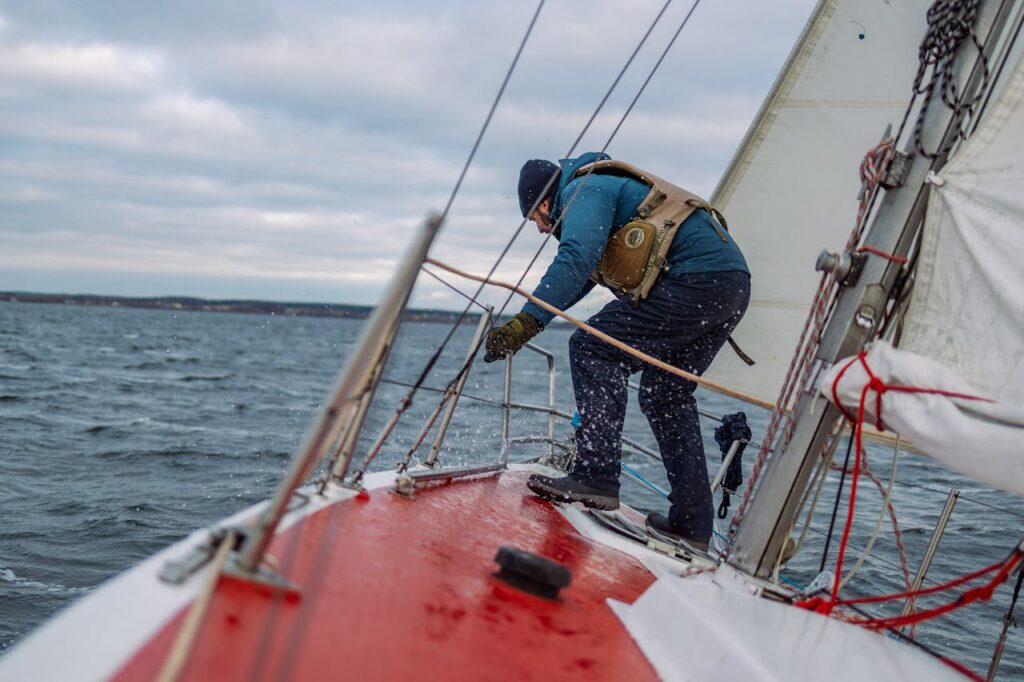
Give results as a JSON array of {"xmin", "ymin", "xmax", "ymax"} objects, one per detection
[{"xmin": 0, "ymin": 0, "xmax": 816, "ymax": 311}]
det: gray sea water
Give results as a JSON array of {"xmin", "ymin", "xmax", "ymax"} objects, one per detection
[{"xmin": 1, "ymin": 300, "xmax": 1022, "ymax": 678}]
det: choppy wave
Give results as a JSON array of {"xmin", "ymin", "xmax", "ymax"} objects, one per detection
[
  {"xmin": 0, "ymin": 567, "xmax": 90, "ymax": 596},
  {"xmin": 3, "ymin": 349, "xmax": 38, "ymax": 362},
  {"xmin": 126, "ymin": 357, "xmax": 202, "ymax": 370},
  {"xmin": 95, "ymin": 446, "xmax": 218, "ymax": 461},
  {"xmin": 125, "ymin": 360, "xmax": 166, "ymax": 371},
  {"xmin": 179, "ymin": 373, "xmax": 234, "ymax": 382}
]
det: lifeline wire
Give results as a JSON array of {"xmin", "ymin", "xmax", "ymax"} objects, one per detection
[
  {"xmin": 420, "ymin": 266, "xmax": 491, "ymax": 313},
  {"xmin": 379, "ymin": 377, "xmax": 504, "ymax": 408},
  {"xmin": 898, "ymin": 480, "xmax": 1024, "ymax": 520}
]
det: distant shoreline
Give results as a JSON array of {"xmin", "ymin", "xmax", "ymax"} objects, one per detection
[{"xmin": 0, "ymin": 291, "xmax": 492, "ymax": 325}]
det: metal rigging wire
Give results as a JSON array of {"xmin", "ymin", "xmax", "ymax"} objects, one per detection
[
  {"xmin": 496, "ymin": 0, "xmax": 704, "ymax": 319},
  {"xmin": 334, "ymin": 1, "xmax": 549, "ymax": 479},
  {"xmin": 388, "ymin": 0, "xmax": 706, "ymax": 467},
  {"xmin": 364, "ymin": 0, "xmax": 707, "ymax": 475},
  {"xmin": 258, "ymin": 5, "xmax": 549, "ymax": 676}
]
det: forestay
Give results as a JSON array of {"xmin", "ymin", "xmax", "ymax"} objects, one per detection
[{"xmin": 706, "ymin": 0, "xmax": 932, "ymax": 405}]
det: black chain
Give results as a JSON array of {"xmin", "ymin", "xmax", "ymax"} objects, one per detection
[{"xmin": 911, "ymin": 0, "xmax": 989, "ymax": 158}]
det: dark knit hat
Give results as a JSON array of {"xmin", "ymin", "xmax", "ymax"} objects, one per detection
[{"xmin": 517, "ymin": 159, "xmax": 560, "ymax": 217}]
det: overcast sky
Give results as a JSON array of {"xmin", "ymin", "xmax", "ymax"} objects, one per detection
[{"xmin": 0, "ymin": 0, "xmax": 817, "ymax": 312}]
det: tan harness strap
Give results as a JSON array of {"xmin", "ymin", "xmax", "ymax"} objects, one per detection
[{"xmin": 573, "ymin": 159, "xmax": 717, "ymax": 303}]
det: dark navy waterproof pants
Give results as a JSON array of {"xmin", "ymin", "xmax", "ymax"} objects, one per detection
[{"xmin": 568, "ymin": 271, "xmax": 750, "ymax": 543}]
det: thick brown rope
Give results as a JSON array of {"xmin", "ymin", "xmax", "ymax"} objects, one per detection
[
  {"xmin": 425, "ymin": 258, "xmax": 776, "ymax": 411},
  {"xmin": 426, "ymin": 259, "xmax": 916, "ymax": 456}
]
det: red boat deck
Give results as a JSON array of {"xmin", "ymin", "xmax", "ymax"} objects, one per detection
[{"xmin": 113, "ymin": 471, "xmax": 659, "ymax": 681}]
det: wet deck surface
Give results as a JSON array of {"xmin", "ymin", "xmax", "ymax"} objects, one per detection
[{"xmin": 114, "ymin": 471, "xmax": 658, "ymax": 681}]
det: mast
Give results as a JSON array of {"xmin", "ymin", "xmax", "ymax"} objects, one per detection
[{"xmin": 727, "ymin": 0, "xmax": 1018, "ymax": 578}]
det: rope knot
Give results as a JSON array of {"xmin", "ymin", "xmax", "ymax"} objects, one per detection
[
  {"xmin": 856, "ymin": 354, "xmax": 889, "ymax": 431},
  {"xmin": 795, "ymin": 595, "xmax": 833, "ymax": 615},
  {"xmin": 867, "ymin": 376, "xmax": 888, "ymax": 394}
]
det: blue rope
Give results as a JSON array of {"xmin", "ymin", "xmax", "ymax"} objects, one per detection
[
  {"xmin": 622, "ymin": 463, "xmax": 669, "ymax": 497},
  {"xmin": 777, "ymin": 574, "xmax": 805, "ymax": 591}
]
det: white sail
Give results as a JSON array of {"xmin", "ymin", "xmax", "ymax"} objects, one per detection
[
  {"xmin": 900, "ymin": 52, "xmax": 1024, "ymax": 405},
  {"xmin": 706, "ymin": 0, "xmax": 933, "ymax": 405},
  {"xmin": 822, "ymin": 341, "xmax": 1024, "ymax": 494},
  {"xmin": 823, "ymin": 51, "xmax": 1024, "ymax": 494}
]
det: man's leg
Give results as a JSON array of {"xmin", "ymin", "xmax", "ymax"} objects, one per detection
[
  {"xmin": 527, "ymin": 295, "xmax": 647, "ymax": 507},
  {"xmin": 637, "ymin": 272, "xmax": 750, "ymax": 543},
  {"xmin": 566, "ymin": 300, "xmax": 645, "ymax": 491},
  {"xmin": 638, "ymin": 337, "xmax": 721, "ymax": 544},
  {"xmin": 530, "ymin": 271, "xmax": 749, "ymax": 513}
]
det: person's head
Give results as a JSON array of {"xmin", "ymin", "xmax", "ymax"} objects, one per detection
[{"xmin": 517, "ymin": 159, "xmax": 560, "ymax": 234}]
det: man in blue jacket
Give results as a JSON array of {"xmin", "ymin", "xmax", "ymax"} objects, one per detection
[{"xmin": 485, "ymin": 152, "xmax": 749, "ymax": 551}]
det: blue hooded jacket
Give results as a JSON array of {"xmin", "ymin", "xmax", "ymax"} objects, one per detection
[{"xmin": 521, "ymin": 152, "xmax": 749, "ymax": 326}]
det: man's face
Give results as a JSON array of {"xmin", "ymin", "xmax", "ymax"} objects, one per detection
[{"xmin": 529, "ymin": 198, "xmax": 553, "ymax": 234}]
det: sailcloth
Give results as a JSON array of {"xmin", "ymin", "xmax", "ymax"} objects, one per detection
[
  {"xmin": 706, "ymin": 0, "xmax": 932, "ymax": 405},
  {"xmin": 821, "ymin": 342, "xmax": 1024, "ymax": 495},
  {"xmin": 899, "ymin": 53, "xmax": 1024, "ymax": 405},
  {"xmin": 822, "ymin": 53, "xmax": 1024, "ymax": 494}
]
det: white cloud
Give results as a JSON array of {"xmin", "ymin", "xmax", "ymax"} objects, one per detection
[
  {"xmin": 0, "ymin": 183, "xmax": 58, "ymax": 202},
  {"xmin": 0, "ymin": 42, "xmax": 161, "ymax": 91},
  {"xmin": 141, "ymin": 93, "xmax": 249, "ymax": 139}
]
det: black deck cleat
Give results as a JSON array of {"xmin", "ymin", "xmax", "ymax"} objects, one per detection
[{"xmin": 493, "ymin": 546, "xmax": 571, "ymax": 600}]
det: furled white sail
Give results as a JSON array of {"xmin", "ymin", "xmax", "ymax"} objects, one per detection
[
  {"xmin": 821, "ymin": 342, "xmax": 1024, "ymax": 494},
  {"xmin": 899, "ymin": 52, "xmax": 1024, "ymax": 405},
  {"xmin": 706, "ymin": 0, "xmax": 933, "ymax": 405}
]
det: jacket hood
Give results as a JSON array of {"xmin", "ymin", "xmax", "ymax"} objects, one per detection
[{"xmin": 551, "ymin": 151, "xmax": 611, "ymax": 221}]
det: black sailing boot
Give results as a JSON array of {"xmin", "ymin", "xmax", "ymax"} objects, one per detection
[
  {"xmin": 526, "ymin": 474, "xmax": 619, "ymax": 511},
  {"xmin": 645, "ymin": 511, "xmax": 710, "ymax": 553}
]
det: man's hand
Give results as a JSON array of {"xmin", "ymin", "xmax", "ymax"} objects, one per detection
[{"xmin": 484, "ymin": 312, "xmax": 541, "ymax": 362}]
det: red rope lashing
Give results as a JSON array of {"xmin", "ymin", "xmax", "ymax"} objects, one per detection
[
  {"xmin": 854, "ymin": 551, "xmax": 1023, "ymax": 630},
  {"xmin": 937, "ymin": 656, "xmax": 987, "ymax": 682},
  {"xmin": 840, "ymin": 556, "xmax": 1009, "ymax": 606},
  {"xmin": 825, "ymin": 356, "xmax": 871, "ymax": 611},
  {"xmin": 857, "ymin": 245, "xmax": 909, "ymax": 264},
  {"xmin": 802, "ymin": 352, "xmax": 999, "ymax": 617}
]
